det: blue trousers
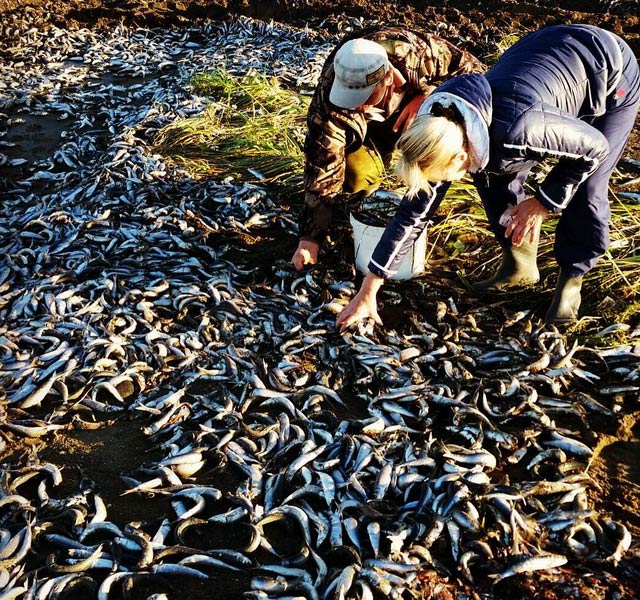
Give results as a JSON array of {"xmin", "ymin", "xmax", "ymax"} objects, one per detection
[{"xmin": 474, "ymin": 41, "xmax": 640, "ymax": 278}]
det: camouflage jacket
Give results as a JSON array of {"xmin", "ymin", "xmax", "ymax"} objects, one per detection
[{"xmin": 300, "ymin": 26, "xmax": 485, "ymax": 243}]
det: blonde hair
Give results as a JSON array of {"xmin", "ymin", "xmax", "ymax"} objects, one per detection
[{"xmin": 395, "ymin": 115, "xmax": 466, "ymax": 197}]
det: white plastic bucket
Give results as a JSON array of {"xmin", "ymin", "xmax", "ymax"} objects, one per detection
[{"xmin": 350, "ymin": 212, "xmax": 427, "ymax": 281}]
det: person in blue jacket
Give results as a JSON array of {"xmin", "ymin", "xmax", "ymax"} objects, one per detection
[{"xmin": 336, "ymin": 24, "xmax": 640, "ymax": 330}]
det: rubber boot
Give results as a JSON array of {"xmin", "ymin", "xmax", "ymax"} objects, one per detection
[
  {"xmin": 544, "ymin": 271, "xmax": 583, "ymax": 324},
  {"xmin": 473, "ymin": 237, "xmax": 540, "ymax": 292}
]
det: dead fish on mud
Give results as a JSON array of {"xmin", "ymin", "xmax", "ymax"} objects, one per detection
[{"xmin": 1, "ymin": 8, "xmax": 638, "ymax": 600}]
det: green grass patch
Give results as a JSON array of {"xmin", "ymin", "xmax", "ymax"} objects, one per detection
[
  {"xmin": 484, "ymin": 30, "xmax": 527, "ymax": 65},
  {"xmin": 153, "ymin": 69, "xmax": 309, "ymax": 185}
]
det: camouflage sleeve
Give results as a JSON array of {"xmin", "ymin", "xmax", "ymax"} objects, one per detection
[
  {"xmin": 422, "ymin": 35, "xmax": 486, "ymax": 81},
  {"xmin": 443, "ymin": 39, "xmax": 486, "ymax": 77},
  {"xmin": 299, "ymin": 108, "xmax": 351, "ymax": 243},
  {"xmin": 376, "ymin": 30, "xmax": 485, "ymax": 94}
]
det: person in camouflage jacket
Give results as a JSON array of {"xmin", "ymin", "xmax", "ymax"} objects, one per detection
[{"xmin": 291, "ymin": 25, "xmax": 485, "ymax": 270}]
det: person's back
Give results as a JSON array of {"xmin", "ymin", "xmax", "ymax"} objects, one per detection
[{"xmin": 486, "ymin": 24, "xmax": 625, "ymax": 119}]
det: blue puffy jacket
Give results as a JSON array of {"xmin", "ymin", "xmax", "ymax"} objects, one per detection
[{"xmin": 369, "ymin": 24, "xmax": 628, "ymax": 279}]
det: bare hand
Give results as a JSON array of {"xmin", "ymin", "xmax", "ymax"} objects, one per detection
[
  {"xmin": 393, "ymin": 92, "xmax": 430, "ymax": 133},
  {"xmin": 504, "ymin": 197, "xmax": 549, "ymax": 246},
  {"xmin": 291, "ymin": 239, "xmax": 320, "ymax": 271},
  {"xmin": 335, "ymin": 274, "xmax": 384, "ymax": 331}
]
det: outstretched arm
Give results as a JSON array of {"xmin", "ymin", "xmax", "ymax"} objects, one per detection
[{"xmin": 336, "ymin": 272, "xmax": 385, "ymax": 331}]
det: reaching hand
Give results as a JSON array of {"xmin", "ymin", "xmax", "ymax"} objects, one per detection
[
  {"xmin": 335, "ymin": 273, "xmax": 384, "ymax": 331},
  {"xmin": 504, "ymin": 197, "xmax": 549, "ymax": 246},
  {"xmin": 291, "ymin": 239, "xmax": 320, "ymax": 271}
]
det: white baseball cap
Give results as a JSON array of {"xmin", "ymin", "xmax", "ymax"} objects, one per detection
[{"xmin": 330, "ymin": 38, "xmax": 390, "ymax": 109}]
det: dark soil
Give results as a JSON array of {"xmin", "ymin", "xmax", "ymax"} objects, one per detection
[{"xmin": 1, "ymin": 0, "xmax": 640, "ymax": 54}]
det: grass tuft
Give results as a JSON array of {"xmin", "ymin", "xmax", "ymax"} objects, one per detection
[{"xmin": 153, "ymin": 69, "xmax": 309, "ymax": 185}]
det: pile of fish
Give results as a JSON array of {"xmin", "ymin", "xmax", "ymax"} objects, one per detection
[{"xmin": 1, "ymin": 9, "xmax": 639, "ymax": 600}]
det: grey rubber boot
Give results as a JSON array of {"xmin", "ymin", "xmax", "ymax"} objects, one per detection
[
  {"xmin": 544, "ymin": 271, "xmax": 583, "ymax": 324},
  {"xmin": 473, "ymin": 238, "xmax": 540, "ymax": 292}
]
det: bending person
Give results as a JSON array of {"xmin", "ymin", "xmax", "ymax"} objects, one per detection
[
  {"xmin": 336, "ymin": 24, "xmax": 640, "ymax": 329},
  {"xmin": 291, "ymin": 25, "xmax": 484, "ymax": 270}
]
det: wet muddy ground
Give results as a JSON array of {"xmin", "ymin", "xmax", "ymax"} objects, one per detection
[{"xmin": 1, "ymin": 1, "xmax": 640, "ymax": 599}]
